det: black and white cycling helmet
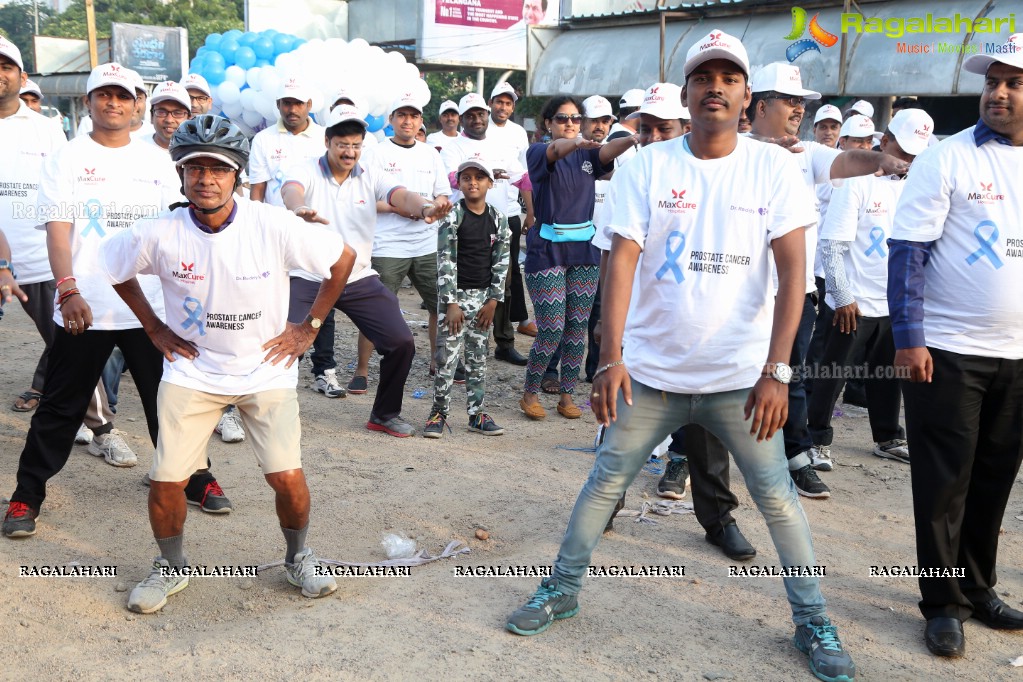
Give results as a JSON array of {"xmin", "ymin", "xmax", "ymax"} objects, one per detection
[{"xmin": 170, "ymin": 114, "xmax": 249, "ymax": 172}]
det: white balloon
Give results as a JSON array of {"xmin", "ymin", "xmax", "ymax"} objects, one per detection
[
  {"xmin": 260, "ymin": 70, "xmax": 281, "ymax": 98},
  {"xmin": 401, "ymin": 63, "xmax": 421, "ymax": 81},
  {"xmin": 411, "ymin": 78, "xmax": 431, "ymax": 105},
  {"xmin": 222, "ymin": 99, "xmax": 243, "ymax": 119},
  {"xmin": 256, "ymin": 94, "xmax": 278, "ymax": 120},
  {"xmin": 239, "ymin": 88, "xmax": 257, "ymax": 112},
  {"xmin": 245, "ymin": 67, "xmax": 262, "ymax": 88},
  {"xmin": 349, "ymin": 38, "xmax": 370, "ymax": 52},
  {"xmin": 225, "ymin": 65, "xmax": 247, "ymax": 87},
  {"xmin": 218, "ymin": 81, "xmax": 241, "ymax": 105},
  {"xmin": 385, "ymin": 50, "xmax": 406, "ymax": 68}
]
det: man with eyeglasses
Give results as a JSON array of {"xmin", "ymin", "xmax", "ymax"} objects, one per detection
[
  {"xmin": 182, "ymin": 74, "xmax": 213, "ymax": 117},
  {"xmin": 748, "ymin": 62, "xmax": 909, "ymax": 499},
  {"xmin": 146, "ymin": 81, "xmax": 191, "ymax": 150},
  {"xmin": 3, "ymin": 63, "xmax": 180, "ymax": 538}
]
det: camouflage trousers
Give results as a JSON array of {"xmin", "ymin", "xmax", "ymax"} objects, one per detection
[{"xmin": 432, "ymin": 288, "xmax": 491, "ymax": 417}]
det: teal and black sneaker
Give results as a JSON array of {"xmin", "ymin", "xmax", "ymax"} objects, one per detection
[
  {"xmin": 506, "ymin": 577, "xmax": 579, "ymax": 636},
  {"xmin": 468, "ymin": 413, "xmax": 505, "ymax": 436},
  {"xmin": 794, "ymin": 615, "xmax": 856, "ymax": 682}
]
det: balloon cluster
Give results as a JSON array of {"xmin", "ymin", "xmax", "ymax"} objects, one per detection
[{"xmin": 189, "ymin": 31, "xmax": 430, "ymax": 139}]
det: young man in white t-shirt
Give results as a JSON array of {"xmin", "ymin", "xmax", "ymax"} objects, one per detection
[
  {"xmin": 354, "ymin": 93, "xmax": 450, "ymax": 381},
  {"xmin": 99, "ymin": 115, "xmax": 356, "ymax": 613},
  {"xmin": 2, "ymin": 63, "xmax": 179, "ymax": 538},
  {"xmin": 507, "ymin": 32, "xmax": 857, "ymax": 682},
  {"xmin": 808, "ymin": 108, "xmax": 934, "ymax": 469},
  {"xmin": 282, "ymin": 106, "xmax": 452, "ymax": 438},
  {"xmin": 889, "ymin": 38, "xmax": 1023, "ymax": 658},
  {"xmin": 426, "ymin": 99, "xmax": 459, "ymax": 152}
]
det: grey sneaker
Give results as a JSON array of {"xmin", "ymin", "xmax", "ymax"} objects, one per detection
[
  {"xmin": 468, "ymin": 413, "xmax": 505, "ymax": 436},
  {"xmin": 506, "ymin": 577, "xmax": 579, "ymax": 636},
  {"xmin": 215, "ymin": 410, "xmax": 245, "ymax": 443},
  {"xmin": 791, "ymin": 465, "xmax": 831, "ymax": 499},
  {"xmin": 286, "ymin": 548, "xmax": 338, "ymax": 598},
  {"xmin": 794, "ymin": 615, "xmax": 856, "ymax": 682},
  {"xmin": 87, "ymin": 429, "xmax": 137, "ymax": 467},
  {"xmin": 810, "ymin": 444, "xmax": 833, "ymax": 471},
  {"xmin": 128, "ymin": 557, "xmax": 189, "ymax": 613},
  {"xmin": 423, "ymin": 412, "xmax": 449, "ymax": 439},
  {"xmin": 312, "ymin": 368, "xmax": 347, "ymax": 399},
  {"xmin": 367, "ymin": 414, "xmax": 416, "ymax": 438},
  {"xmin": 75, "ymin": 423, "xmax": 94, "ymax": 444},
  {"xmin": 3, "ymin": 501, "xmax": 38, "ymax": 538},
  {"xmin": 874, "ymin": 439, "xmax": 909, "ymax": 464},
  {"xmin": 657, "ymin": 456, "xmax": 690, "ymax": 499}
]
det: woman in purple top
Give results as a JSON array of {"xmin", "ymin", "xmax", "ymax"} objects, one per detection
[{"xmin": 519, "ymin": 95, "xmax": 638, "ymax": 420}]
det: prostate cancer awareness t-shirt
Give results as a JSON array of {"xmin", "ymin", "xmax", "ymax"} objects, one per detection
[
  {"xmin": 439, "ymin": 134, "xmax": 525, "ymax": 215},
  {"xmin": 0, "ymin": 102, "xmax": 67, "ymax": 285},
  {"xmin": 248, "ymin": 122, "xmax": 326, "ymax": 207},
  {"xmin": 100, "ymin": 198, "xmax": 345, "ymax": 394},
  {"xmin": 36, "ymin": 135, "xmax": 179, "ymax": 329},
  {"xmin": 891, "ymin": 127, "xmax": 1023, "ymax": 359},
  {"xmin": 609, "ymin": 134, "xmax": 816, "ymax": 394},
  {"xmin": 819, "ymin": 174, "xmax": 904, "ymax": 318}
]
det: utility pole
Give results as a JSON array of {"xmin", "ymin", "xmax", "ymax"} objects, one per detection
[{"xmin": 86, "ymin": 0, "xmax": 98, "ymax": 68}]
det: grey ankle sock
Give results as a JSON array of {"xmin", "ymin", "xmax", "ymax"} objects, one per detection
[
  {"xmin": 156, "ymin": 535, "xmax": 186, "ymax": 569},
  {"xmin": 282, "ymin": 525, "xmax": 308, "ymax": 564}
]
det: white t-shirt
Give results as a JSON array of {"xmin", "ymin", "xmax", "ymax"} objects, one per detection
[
  {"xmin": 79, "ymin": 116, "xmax": 157, "ymax": 141},
  {"xmin": 608, "ymin": 123, "xmax": 638, "ymax": 168},
  {"xmin": 487, "ymin": 117, "xmax": 530, "ymax": 215},
  {"xmin": 283, "ymin": 156, "xmax": 401, "ymax": 283},
  {"xmin": 0, "ymin": 102, "xmax": 68, "ymax": 285},
  {"xmin": 813, "ymin": 182, "xmax": 834, "ymax": 279},
  {"xmin": 891, "ymin": 127, "xmax": 1023, "ymax": 358},
  {"xmin": 788, "ymin": 140, "xmax": 839, "ymax": 293},
  {"xmin": 100, "ymin": 199, "xmax": 344, "ymax": 394},
  {"xmin": 36, "ymin": 135, "xmax": 178, "ymax": 329},
  {"xmin": 426, "ymin": 130, "xmax": 459, "ymax": 154},
  {"xmin": 819, "ymin": 174, "xmax": 905, "ymax": 318},
  {"xmin": 439, "ymin": 134, "xmax": 525, "ymax": 215},
  {"xmin": 248, "ymin": 121, "xmax": 326, "ymax": 207},
  {"xmin": 609, "ymin": 135, "xmax": 815, "ymax": 393},
  {"xmin": 362, "ymin": 140, "xmax": 450, "ymax": 258}
]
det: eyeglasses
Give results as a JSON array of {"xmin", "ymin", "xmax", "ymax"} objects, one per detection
[
  {"xmin": 765, "ymin": 95, "xmax": 807, "ymax": 108},
  {"xmin": 189, "ymin": 94, "xmax": 211, "ymax": 103},
  {"xmin": 182, "ymin": 165, "xmax": 236, "ymax": 179},
  {"xmin": 552, "ymin": 114, "xmax": 583, "ymax": 124},
  {"xmin": 153, "ymin": 108, "xmax": 189, "ymax": 120},
  {"xmin": 332, "ymin": 142, "xmax": 363, "ymax": 152}
]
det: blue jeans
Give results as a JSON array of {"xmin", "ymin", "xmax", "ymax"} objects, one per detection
[{"xmin": 551, "ymin": 380, "xmax": 827, "ymax": 625}]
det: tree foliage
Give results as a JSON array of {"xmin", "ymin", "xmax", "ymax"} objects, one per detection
[{"xmin": 0, "ymin": 0, "xmax": 53, "ymax": 72}]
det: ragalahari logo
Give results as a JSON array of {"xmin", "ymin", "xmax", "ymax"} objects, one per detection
[{"xmin": 784, "ymin": 7, "xmax": 839, "ymax": 62}]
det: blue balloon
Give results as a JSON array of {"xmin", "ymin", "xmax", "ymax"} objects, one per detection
[
  {"xmin": 205, "ymin": 64, "xmax": 226, "ymax": 86},
  {"xmin": 383, "ymin": 124, "xmax": 395, "ymax": 137},
  {"xmin": 204, "ymin": 33, "xmax": 222, "ymax": 48},
  {"xmin": 260, "ymin": 29, "xmax": 278, "ymax": 40},
  {"xmin": 223, "ymin": 29, "xmax": 243, "ymax": 41},
  {"xmin": 254, "ymin": 59, "xmax": 271, "ymax": 68},
  {"xmin": 272, "ymin": 34, "xmax": 294, "ymax": 55},
  {"xmin": 234, "ymin": 46, "xmax": 257, "ymax": 70},
  {"xmin": 204, "ymin": 51, "xmax": 226, "ymax": 70},
  {"xmin": 189, "ymin": 56, "xmax": 205, "ymax": 74},
  {"xmin": 238, "ymin": 32, "xmax": 258, "ymax": 47},
  {"xmin": 291, "ymin": 38, "xmax": 306, "ymax": 50},
  {"xmin": 365, "ymin": 114, "xmax": 385, "ymax": 133},
  {"xmin": 253, "ymin": 37, "xmax": 274, "ymax": 60},
  {"xmin": 218, "ymin": 38, "xmax": 240, "ymax": 63}
]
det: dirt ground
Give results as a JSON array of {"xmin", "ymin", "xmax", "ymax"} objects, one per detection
[{"xmin": 2, "ymin": 283, "xmax": 1023, "ymax": 682}]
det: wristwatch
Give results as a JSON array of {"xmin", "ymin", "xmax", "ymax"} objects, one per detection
[
  {"xmin": 0, "ymin": 259, "xmax": 15, "ymax": 280},
  {"xmin": 765, "ymin": 362, "xmax": 793, "ymax": 385},
  {"xmin": 304, "ymin": 314, "xmax": 322, "ymax": 330}
]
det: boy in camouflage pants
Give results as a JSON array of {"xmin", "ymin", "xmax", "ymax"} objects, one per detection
[{"xmin": 424, "ymin": 160, "xmax": 511, "ymax": 438}]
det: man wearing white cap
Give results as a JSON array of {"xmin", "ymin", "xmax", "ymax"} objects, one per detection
[
  {"xmin": 845, "ymin": 99, "xmax": 874, "ymax": 121},
  {"xmin": 606, "ymin": 88, "xmax": 643, "ymax": 167},
  {"xmin": 19, "ymin": 79, "xmax": 42, "ymax": 113},
  {"xmin": 281, "ymin": 105, "xmax": 451, "ymax": 437},
  {"xmin": 508, "ymin": 31, "xmax": 857, "ymax": 682},
  {"xmin": 889, "ymin": 34, "xmax": 1023, "ymax": 659},
  {"xmin": 837, "ymin": 114, "xmax": 877, "ymax": 151},
  {"xmin": 181, "ymin": 73, "xmax": 213, "ymax": 117},
  {"xmin": 146, "ymin": 81, "xmax": 192, "ymax": 150},
  {"xmin": 427, "ymin": 99, "xmax": 459, "ymax": 151},
  {"xmin": 2, "ymin": 63, "xmax": 181, "ymax": 538},
  {"xmin": 487, "ymin": 81, "xmax": 535, "ymax": 364},
  {"xmin": 812, "ymin": 104, "xmax": 841, "ymax": 148},
  {"xmin": 354, "ymin": 92, "xmax": 450, "ymax": 388},
  {"xmin": 330, "ymin": 88, "xmax": 376, "ymax": 148},
  {"xmin": 748, "ymin": 61, "xmax": 910, "ymax": 496},
  {"xmin": 249, "ymin": 77, "xmax": 325, "ymax": 206},
  {"xmin": 808, "ymin": 108, "xmax": 934, "ymax": 474}
]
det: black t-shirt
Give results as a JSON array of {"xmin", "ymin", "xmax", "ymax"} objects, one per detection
[{"xmin": 457, "ymin": 206, "xmax": 496, "ymax": 290}]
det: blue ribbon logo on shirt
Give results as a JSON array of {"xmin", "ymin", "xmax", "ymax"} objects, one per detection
[
  {"xmin": 965, "ymin": 220, "xmax": 1003, "ymax": 269},
  {"xmin": 81, "ymin": 199, "xmax": 105, "ymax": 238},
  {"xmin": 181, "ymin": 297, "xmax": 206, "ymax": 336},
  {"xmin": 864, "ymin": 227, "xmax": 887, "ymax": 257},
  {"xmin": 655, "ymin": 231, "xmax": 686, "ymax": 283}
]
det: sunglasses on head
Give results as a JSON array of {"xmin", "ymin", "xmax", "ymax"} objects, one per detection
[{"xmin": 552, "ymin": 113, "xmax": 583, "ymax": 124}]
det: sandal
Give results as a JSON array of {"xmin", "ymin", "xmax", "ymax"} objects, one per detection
[
  {"xmin": 557, "ymin": 403, "xmax": 582, "ymax": 419},
  {"xmin": 13, "ymin": 390, "xmax": 43, "ymax": 412},
  {"xmin": 541, "ymin": 377, "xmax": 560, "ymax": 395}
]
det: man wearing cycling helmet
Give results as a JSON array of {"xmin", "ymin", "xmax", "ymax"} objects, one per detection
[{"xmin": 100, "ymin": 114, "xmax": 357, "ymax": 614}]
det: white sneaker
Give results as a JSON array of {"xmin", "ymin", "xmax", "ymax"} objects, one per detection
[
  {"xmin": 87, "ymin": 429, "xmax": 137, "ymax": 467},
  {"xmin": 127, "ymin": 557, "xmax": 189, "ymax": 614},
  {"xmin": 75, "ymin": 424, "xmax": 94, "ymax": 444},
  {"xmin": 810, "ymin": 444, "xmax": 833, "ymax": 471},
  {"xmin": 285, "ymin": 548, "xmax": 337, "ymax": 598},
  {"xmin": 215, "ymin": 410, "xmax": 245, "ymax": 443},
  {"xmin": 312, "ymin": 368, "xmax": 346, "ymax": 398}
]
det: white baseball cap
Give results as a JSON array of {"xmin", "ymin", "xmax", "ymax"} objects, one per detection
[
  {"xmin": 625, "ymin": 83, "xmax": 687, "ymax": 121},
  {"xmin": 619, "ymin": 89, "xmax": 645, "ymax": 108},
  {"xmin": 0, "ymin": 35, "xmax": 24, "ymax": 70},
  {"xmin": 813, "ymin": 104, "xmax": 842, "ymax": 125},
  {"xmin": 86, "ymin": 63, "xmax": 137, "ymax": 99},
  {"xmin": 20, "ymin": 79, "xmax": 42, "ymax": 100},
  {"xmin": 683, "ymin": 30, "xmax": 750, "ymax": 78},
  {"xmin": 325, "ymin": 104, "xmax": 368, "ymax": 129},
  {"xmin": 886, "ymin": 108, "xmax": 934, "ymax": 156},
  {"xmin": 176, "ymin": 151, "xmax": 243, "ymax": 170},
  {"xmin": 839, "ymin": 114, "xmax": 876, "ymax": 139},
  {"xmin": 438, "ymin": 99, "xmax": 458, "ymax": 115},
  {"xmin": 848, "ymin": 99, "xmax": 874, "ymax": 118},
  {"xmin": 331, "ymin": 87, "xmax": 362, "ymax": 110},
  {"xmin": 457, "ymin": 159, "xmax": 494, "ymax": 180},
  {"xmin": 751, "ymin": 62, "xmax": 821, "ymax": 99},
  {"xmin": 582, "ymin": 95, "xmax": 616, "ymax": 120},
  {"xmin": 490, "ymin": 82, "xmax": 518, "ymax": 102},
  {"xmin": 964, "ymin": 33, "xmax": 1023, "ymax": 74},
  {"xmin": 279, "ymin": 77, "xmax": 313, "ymax": 103},
  {"xmin": 150, "ymin": 81, "xmax": 191, "ymax": 111},
  {"xmin": 458, "ymin": 92, "xmax": 490, "ymax": 115},
  {"xmin": 389, "ymin": 91, "xmax": 424, "ymax": 117},
  {"xmin": 181, "ymin": 73, "xmax": 212, "ymax": 97}
]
